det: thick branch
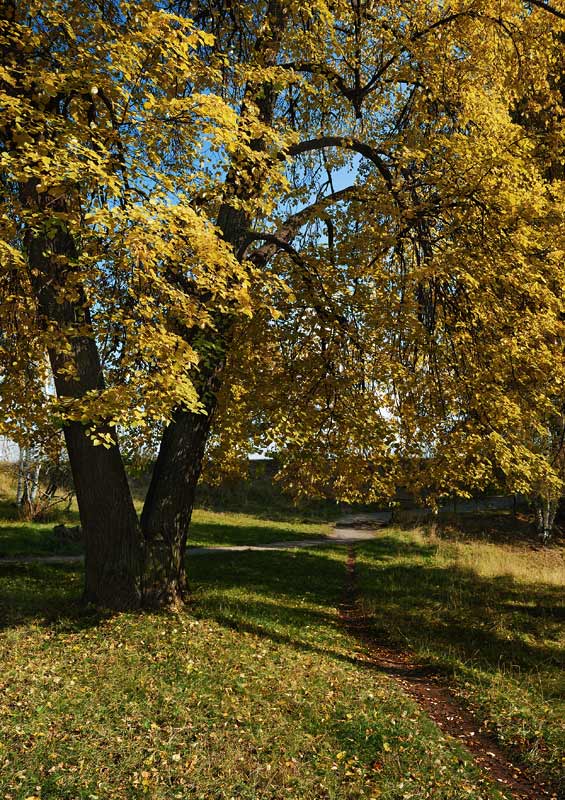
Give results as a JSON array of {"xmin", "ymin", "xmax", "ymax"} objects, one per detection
[{"xmin": 239, "ymin": 185, "xmax": 359, "ymax": 262}]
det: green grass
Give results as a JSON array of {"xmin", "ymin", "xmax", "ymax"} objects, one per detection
[
  {"xmin": 0, "ymin": 499, "xmax": 562, "ymax": 798},
  {"xmin": 0, "ymin": 499, "xmax": 82, "ymax": 558},
  {"xmin": 194, "ymin": 474, "xmax": 344, "ymax": 522},
  {"xmin": 0, "ymin": 547, "xmax": 510, "ymax": 800},
  {"xmin": 355, "ymin": 527, "xmax": 565, "ymax": 792},
  {"xmin": 188, "ymin": 509, "xmax": 330, "ymax": 547},
  {"xmin": 0, "ymin": 464, "xmax": 330, "ymax": 557},
  {"xmin": 0, "ymin": 505, "xmax": 330, "ymax": 558}
]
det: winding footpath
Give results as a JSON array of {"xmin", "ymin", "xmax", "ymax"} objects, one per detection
[{"xmin": 340, "ymin": 543, "xmax": 557, "ymax": 800}]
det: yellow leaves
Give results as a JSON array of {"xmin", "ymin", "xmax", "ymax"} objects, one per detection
[{"xmin": 0, "ymin": 0, "xmax": 563, "ymax": 507}]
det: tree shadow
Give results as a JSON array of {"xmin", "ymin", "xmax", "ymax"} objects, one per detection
[
  {"xmin": 187, "ymin": 543, "xmax": 564, "ymax": 687},
  {"xmin": 1, "ymin": 533, "xmax": 561, "ymax": 690},
  {"xmin": 0, "ymin": 522, "xmax": 83, "ymax": 558},
  {"xmin": 0, "ymin": 562, "xmax": 113, "ymax": 632},
  {"xmin": 0, "ymin": 513, "xmax": 327, "ymax": 559},
  {"xmin": 426, "ymin": 511, "xmax": 565, "ymax": 548},
  {"xmin": 188, "ymin": 519, "xmax": 328, "ymax": 547},
  {"xmin": 355, "ymin": 540, "xmax": 565, "ymax": 674},
  {"xmin": 189, "ymin": 547, "xmax": 345, "ymax": 608}
]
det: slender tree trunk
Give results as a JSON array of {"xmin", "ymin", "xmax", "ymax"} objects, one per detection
[
  {"xmin": 140, "ymin": 303, "xmax": 230, "ymax": 606},
  {"xmin": 16, "ymin": 447, "xmax": 26, "ymax": 506},
  {"xmin": 138, "ymin": 202, "xmax": 248, "ymax": 605},
  {"xmin": 22, "ymin": 181, "xmax": 142, "ymax": 609},
  {"xmin": 534, "ymin": 495, "xmax": 558, "ymax": 544}
]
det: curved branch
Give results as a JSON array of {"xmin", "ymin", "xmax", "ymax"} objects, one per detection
[
  {"xmin": 526, "ymin": 0, "xmax": 565, "ymax": 20},
  {"xmin": 287, "ymin": 136, "xmax": 396, "ymax": 195},
  {"xmin": 244, "ymin": 234, "xmax": 355, "ymax": 341}
]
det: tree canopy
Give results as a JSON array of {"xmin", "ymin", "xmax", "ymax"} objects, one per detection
[{"xmin": 1, "ymin": 0, "xmax": 564, "ymax": 606}]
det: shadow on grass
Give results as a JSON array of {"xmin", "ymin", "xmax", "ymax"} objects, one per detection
[
  {"xmin": 1, "ymin": 535, "xmax": 562, "ymax": 685},
  {"xmin": 189, "ymin": 544, "xmax": 564, "ymax": 677},
  {"xmin": 0, "ymin": 514, "xmax": 326, "ymax": 559},
  {"xmin": 356, "ymin": 539, "xmax": 565, "ymax": 675},
  {"xmin": 0, "ymin": 562, "xmax": 111, "ymax": 632},
  {"xmin": 425, "ymin": 511, "xmax": 559, "ymax": 548},
  {"xmin": 0, "ymin": 523, "xmax": 84, "ymax": 558},
  {"xmin": 188, "ymin": 520, "xmax": 328, "ymax": 547}
]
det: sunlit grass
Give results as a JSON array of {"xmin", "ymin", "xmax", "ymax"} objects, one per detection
[
  {"xmin": 0, "ymin": 465, "xmax": 330, "ymax": 557},
  {"xmin": 447, "ymin": 537, "xmax": 564, "ymax": 586},
  {"xmin": 356, "ymin": 526, "xmax": 564, "ymax": 790},
  {"xmin": 0, "ymin": 548, "xmax": 507, "ymax": 800},
  {"xmin": 1, "ymin": 470, "xmax": 562, "ymax": 796}
]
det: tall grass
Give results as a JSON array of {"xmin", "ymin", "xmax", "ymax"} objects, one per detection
[{"xmin": 421, "ymin": 525, "xmax": 564, "ymax": 586}]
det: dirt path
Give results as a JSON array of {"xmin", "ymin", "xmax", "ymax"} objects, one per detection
[{"xmin": 341, "ymin": 544, "xmax": 558, "ymax": 800}]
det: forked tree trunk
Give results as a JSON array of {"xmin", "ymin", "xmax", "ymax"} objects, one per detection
[
  {"xmin": 22, "ymin": 171, "xmax": 231, "ymax": 610},
  {"xmin": 15, "ymin": 1, "xmax": 284, "ymax": 610}
]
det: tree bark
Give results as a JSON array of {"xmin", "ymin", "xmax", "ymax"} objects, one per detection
[
  {"xmin": 534, "ymin": 495, "xmax": 558, "ymax": 544},
  {"xmin": 140, "ymin": 408, "xmax": 213, "ymax": 607},
  {"xmin": 138, "ymin": 2, "xmax": 287, "ymax": 606},
  {"xmin": 23, "ymin": 182, "xmax": 142, "ymax": 609},
  {"xmin": 139, "ymin": 291, "xmax": 230, "ymax": 606}
]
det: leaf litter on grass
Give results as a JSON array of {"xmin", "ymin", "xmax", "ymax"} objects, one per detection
[{"xmin": 0, "ymin": 540, "xmax": 539, "ymax": 799}]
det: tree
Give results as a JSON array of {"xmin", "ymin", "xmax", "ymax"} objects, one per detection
[
  {"xmin": 1, "ymin": 0, "xmax": 563, "ymax": 608},
  {"xmin": 1, "ymin": 0, "xmax": 268, "ymax": 606}
]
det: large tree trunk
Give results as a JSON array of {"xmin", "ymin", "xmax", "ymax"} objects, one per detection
[
  {"xmin": 23, "ymin": 182, "xmax": 142, "ymax": 609},
  {"xmin": 63, "ymin": 421, "xmax": 142, "ymax": 608},
  {"xmin": 140, "ymin": 309, "xmax": 229, "ymax": 607},
  {"xmin": 138, "ymin": 196, "xmax": 252, "ymax": 606}
]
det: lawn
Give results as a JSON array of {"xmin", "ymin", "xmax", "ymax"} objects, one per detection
[
  {"xmin": 4, "ymin": 544, "xmax": 514, "ymax": 799},
  {"xmin": 0, "ymin": 502, "xmax": 331, "ymax": 558},
  {"xmin": 355, "ymin": 527, "xmax": 565, "ymax": 791},
  {"xmin": 0, "ymin": 463, "xmax": 331, "ymax": 557},
  {"xmin": 0, "ymin": 503, "xmax": 562, "ymax": 799}
]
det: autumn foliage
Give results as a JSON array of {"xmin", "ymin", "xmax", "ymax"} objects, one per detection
[{"xmin": 1, "ymin": 0, "xmax": 564, "ymax": 605}]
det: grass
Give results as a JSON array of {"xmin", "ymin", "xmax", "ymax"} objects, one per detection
[
  {"xmin": 1, "ymin": 548, "xmax": 511, "ymax": 800},
  {"xmin": 355, "ymin": 526, "xmax": 565, "ymax": 792},
  {"xmin": 0, "ymin": 505, "xmax": 330, "ymax": 558},
  {"xmin": 0, "ymin": 466, "xmax": 82, "ymax": 558},
  {"xmin": 188, "ymin": 510, "xmax": 330, "ymax": 547},
  {"xmin": 0, "ymin": 465, "xmax": 331, "ymax": 558},
  {"xmin": 0, "ymin": 475, "xmax": 562, "ymax": 798}
]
